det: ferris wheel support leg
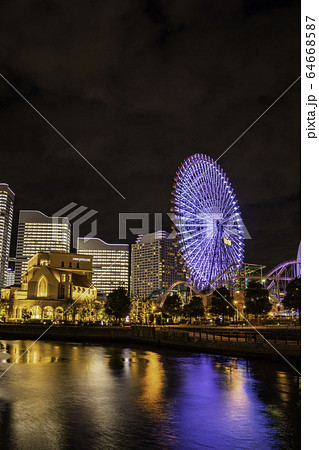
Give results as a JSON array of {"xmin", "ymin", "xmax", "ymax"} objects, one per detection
[{"xmin": 201, "ymin": 294, "xmax": 208, "ymax": 308}]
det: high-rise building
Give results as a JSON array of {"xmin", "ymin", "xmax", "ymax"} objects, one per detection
[
  {"xmin": 6, "ymin": 267, "xmax": 15, "ymax": 287},
  {"xmin": 77, "ymin": 237, "xmax": 129, "ymax": 295},
  {"xmin": 130, "ymin": 231, "xmax": 187, "ymax": 297},
  {"xmin": 14, "ymin": 210, "xmax": 71, "ymax": 284},
  {"xmin": 6, "ymin": 256, "xmax": 16, "ymax": 286},
  {"xmin": 0, "ymin": 184, "xmax": 15, "ymax": 289}
]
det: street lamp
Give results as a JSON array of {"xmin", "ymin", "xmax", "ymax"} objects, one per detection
[{"xmin": 234, "ymin": 300, "xmax": 238, "ymax": 322}]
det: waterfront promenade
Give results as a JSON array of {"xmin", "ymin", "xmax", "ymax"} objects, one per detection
[{"xmin": 0, "ymin": 324, "xmax": 300, "ymax": 361}]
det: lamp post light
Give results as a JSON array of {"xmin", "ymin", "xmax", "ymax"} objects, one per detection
[
  {"xmin": 234, "ymin": 300, "xmax": 238, "ymax": 323},
  {"xmin": 152, "ymin": 305, "xmax": 156, "ymax": 325}
]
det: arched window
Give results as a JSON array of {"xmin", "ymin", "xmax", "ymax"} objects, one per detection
[{"xmin": 37, "ymin": 276, "xmax": 48, "ymax": 297}]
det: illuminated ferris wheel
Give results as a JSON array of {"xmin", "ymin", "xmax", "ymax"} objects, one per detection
[{"xmin": 172, "ymin": 153, "xmax": 244, "ymax": 291}]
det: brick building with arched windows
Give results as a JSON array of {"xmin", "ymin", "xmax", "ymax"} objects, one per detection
[{"xmin": 1, "ymin": 251, "xmax": 97, "ymax": 321}]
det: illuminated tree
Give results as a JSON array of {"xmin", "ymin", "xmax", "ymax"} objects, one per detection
[
  {"xmin": 76, "ymin": 300, "xmax": 89, "ymax": 321},
  {"xmin": 183, "ymin": 296, "xmax": 205, "ymax": 321},
  {"xmin": 210, "ymin": 287, "xmax": 234, "ymax": 319},
  {"xmin": 21, "ymin": 308, "xmax": 31, "ymax": 321},
  {"xmin": 105, "ymin": 288, "xmax": 131, "ymax": 322},
  {"xmin": 283, "ymin": 277, "xmax": 301, "ymax": 316},
  {"xmin": 0, "ymin": 301, "xmax": 6, "ymax": 321},
  {"xmin": 130, "ymin": 296, "xmax": 140, "ymax": 323},
  {"xmin": 130, "ymin": 296, "xmax": 154, "ymax": 324},
  {"xmin": 94, "ymin": 301, "xmax": 107, "ymax": 322},
  {"xmin": 162, "ymin": 294, "xmax": 183, "ymax": 322},
  {"xmin": 245, "ymin": 281, "xmax": 271, "ymax": 318},
  {"xmin": 61, "ymin": 298, "xmax": 77, "ymax": 322}
]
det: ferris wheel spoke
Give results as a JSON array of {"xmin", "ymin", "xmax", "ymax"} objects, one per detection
[
  {"xmin": 190, "ymin": 231, "xmax": 216, "ymax": 271},
  {"xmin": 183, "ymin": 229, "xmax": 214, "ymax": 261},
  {"xmin": 180, "ymin": 226, "xmax": 210, "ymax": 241}
]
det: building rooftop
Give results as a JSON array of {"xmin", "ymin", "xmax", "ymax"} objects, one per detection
[
  {"xmin": 0, "ymin": 183, "xmax": 15, "ymax": 198},
  {"xmin": 18, "ymin": 210, "xmax": 70, "ymax": 225},
  {"xmin": 135, "ymin": 231, "xmax": 169, "ymax": 244},
  {"xmin": 77, "ymin": 237, "xmax": 129, "ymax": 251}
]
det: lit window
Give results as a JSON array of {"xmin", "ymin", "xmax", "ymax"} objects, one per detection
[{"xmin": 37, "ymin": 276, "xmax": 48, "ymax": 297}]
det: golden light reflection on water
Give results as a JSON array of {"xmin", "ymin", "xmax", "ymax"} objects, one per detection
[
  {"xmin": 123, "ymin": 350, "xmax": 165, "ymax": 417},
  {"xmin": 0, "ymin": 340, "xmax": 62, "ymax": 364},
  {"xmin": 0, "ymin": 342, "xmax": 65, "ymax": 448},
  {"xmin": 139, "ymin": 352, "xmax": 164, "ymax": 414},
  {"xmin": 0, "ymin": 341, "xmax": 122, "ymax": 448},
  {"xmin": 276, "ymin": 371, "xmax": 292, "ymax": 404}
]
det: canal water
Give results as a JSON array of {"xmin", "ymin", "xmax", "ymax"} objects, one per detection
[{"xmin": 0, "ymin": 340, "xmax": 300, "ymax": 449}]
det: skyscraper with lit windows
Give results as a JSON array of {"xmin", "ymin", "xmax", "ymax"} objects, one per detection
[
  {"xmin": 14, "ymin": 210, "xmax": 71, "ymax": 284},
  {"xmin": 130, "ymin": 231, "xmax": 187, "ymax": 297},
  {"xmin": 77, "ymin": 237, "xmax": 129, "ymax": 295},
  {"xmin": 0, "ymin": 183, "xmax": 15, "ymax": 289}
]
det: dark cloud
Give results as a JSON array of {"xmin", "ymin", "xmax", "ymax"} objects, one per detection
[{"xmin": 0, "ymin": 0, "xmax": 300, "ymax": 269}]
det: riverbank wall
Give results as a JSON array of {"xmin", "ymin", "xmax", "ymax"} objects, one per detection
[{"xmin": 0, "ymin": 324, "xmax": 300, "ymax": 362}]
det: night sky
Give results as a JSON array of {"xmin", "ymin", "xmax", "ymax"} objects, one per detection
[{"xmin": 0, "ymin": 0, "xmax": 300, "ymax": 271}]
